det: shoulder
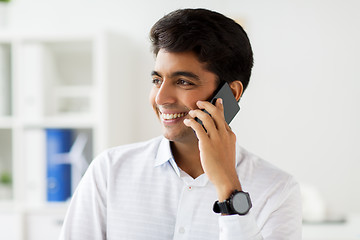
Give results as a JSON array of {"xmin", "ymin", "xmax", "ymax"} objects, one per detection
[
  {"xmin": 91, "ymin": 136, "xmax": 164, "ymax": 169},
  {"xmin": 236, "ymin": 145, "xmax": 302, "ymax": 229},
  {"xmin": 105, "ymin": 136, "xmax": 163, "ymax": 157},
  {"xmin": 237, "ymin": 145, "xmax": 293, "ymax": 178},
  {"xmin": 236, "ymin": 144, "xmax": 299, "ymax": 194}
]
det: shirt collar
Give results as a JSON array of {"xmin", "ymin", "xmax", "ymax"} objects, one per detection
[
  {"xmin": 154, "ymin": 137, "xmax": 181, "ymax": 177},
  {"xmin": 154, "ymin": 137, "xmax": 173, "ymax": 167}
]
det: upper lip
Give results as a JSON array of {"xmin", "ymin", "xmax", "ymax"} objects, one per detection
[
  {"xmin": 160, "ymin": 111, "xmax": 188, "ymax": 114},
  {"xmin": 158, "ymin": 108, "xmax": 189, "ymax": 115}
]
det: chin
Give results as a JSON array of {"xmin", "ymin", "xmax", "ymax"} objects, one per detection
[{"xmin": 162, "ymin": 127, "xmax": 195, "ymax": 143}]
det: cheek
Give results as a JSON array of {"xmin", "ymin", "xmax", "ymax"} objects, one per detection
[{"xmin": 183, "ymin": 94, "xmax": 204, "ymax": 110}]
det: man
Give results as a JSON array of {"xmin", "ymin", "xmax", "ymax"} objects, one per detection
[{"xmin": 60, "ymin": 8, "xmax": 302, "ymax": 239}]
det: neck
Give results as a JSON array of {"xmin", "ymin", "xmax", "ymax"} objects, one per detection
[{"xmin": 170, "ymin": 137, "xmax": 204, "ymax": 179}]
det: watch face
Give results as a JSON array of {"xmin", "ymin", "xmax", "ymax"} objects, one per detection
[{"xmin": 232, "ymin": 192, "xmax": 251, "ymax": 214}]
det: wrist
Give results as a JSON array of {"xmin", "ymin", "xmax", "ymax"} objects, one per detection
[
  {"xmin": 215, "ymin": 179, "xmax": 242, "ymax": 202},
  {"xmin": 213, "ymin": 190, "xmax": 252, "ymax": 216}
]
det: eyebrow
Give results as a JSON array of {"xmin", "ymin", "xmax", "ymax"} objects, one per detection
[{"xmin": 151, "ymin": 71, "xmax": 200, "ymax": 81}]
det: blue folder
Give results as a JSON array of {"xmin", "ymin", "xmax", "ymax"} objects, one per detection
[{"xmin": 46, "ymin": 128, "xmax": 73, "ymax": 202}]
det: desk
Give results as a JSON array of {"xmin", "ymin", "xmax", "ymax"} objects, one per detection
[{"xmin": 302, "ymin": 215, "xmax": 360, "ymax": 240}]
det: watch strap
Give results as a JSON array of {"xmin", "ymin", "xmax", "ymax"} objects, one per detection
[
  {"xmin": 218, "ymin": 200, "xmax": 231, "ymax": 214},
  {"xmin": 213, "ymin": 200, "xmax": 233, "ymax": 214}
]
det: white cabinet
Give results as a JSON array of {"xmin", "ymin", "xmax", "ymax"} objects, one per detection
[
  {"xmin": 0, "ymin": 209, "xmax": 22, "ymax": 240},
  {"xmin": 0, "ymin": 30, "xmax": 136, "ymax": 239},
  {"xmin": 25, "ymin": 206, "xmax": 67, "ymax": 240}
]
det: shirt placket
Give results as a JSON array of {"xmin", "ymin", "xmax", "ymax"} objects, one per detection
[
  {"xmin": 172, "ymin": 170, "xmax": 209, "ymax": 240},
  {"xmin": 173, "ymin": 183, "xmax": 196, "ymax": 240}
]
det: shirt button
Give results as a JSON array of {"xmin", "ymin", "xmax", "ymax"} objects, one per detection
[
  {"xmin": 188, "ymin": 186, "xmax": 192, "ymax": 191},
  {"xmin": 179, "ymin": 227, "xmax": 185, "ymax": 234}
]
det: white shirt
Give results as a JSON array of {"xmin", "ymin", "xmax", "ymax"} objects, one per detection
[{"xmin": 59, "ymin": 136, "xmax": 302, "ymax": 240}]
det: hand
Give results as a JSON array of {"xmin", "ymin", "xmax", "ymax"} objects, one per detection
[{"xmin": 184, "ymin": 99, "xmax": 242, "ymax": 201}]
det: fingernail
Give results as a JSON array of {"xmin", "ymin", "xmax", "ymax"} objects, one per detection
[{"xmin": 219, "ymin": 98, "xmax": 223, "ymax": 104}]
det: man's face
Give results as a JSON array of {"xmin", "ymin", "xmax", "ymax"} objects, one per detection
[{"xmin": 149, "ymin": 49, "xmax": 218, "ymax": 143}]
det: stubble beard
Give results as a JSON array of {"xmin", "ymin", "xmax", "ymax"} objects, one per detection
[{"xmin": 162, "ymin": 123, "xmax": 196, "ymax": 143}]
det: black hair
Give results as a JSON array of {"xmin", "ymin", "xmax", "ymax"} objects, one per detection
[{"xmin": 150, "ymin": 8, "xmax": 254, "ymax": 91}]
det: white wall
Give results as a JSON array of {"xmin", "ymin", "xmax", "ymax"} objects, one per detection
[{"xmin": 7, "ymin": 0, "xmax": 360, "ymax": 215}]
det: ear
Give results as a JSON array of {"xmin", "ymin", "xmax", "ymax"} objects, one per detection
[{"xmin": 229, "ymin": 80, "xmax": 243, "ymax": 101}]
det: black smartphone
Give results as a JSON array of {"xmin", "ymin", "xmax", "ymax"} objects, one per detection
[{"xmin": 196, "ymin": 81, "xmax": 240, "ymax": 127}]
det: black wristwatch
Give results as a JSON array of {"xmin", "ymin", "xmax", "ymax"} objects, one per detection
[{"xmin": 213, "ymin": 190, "xmax": 252, "ymax": 215}]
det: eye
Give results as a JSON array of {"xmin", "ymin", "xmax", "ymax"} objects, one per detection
[
  {"xmin": 177, "ymin": 79, "xmax": 194, "ymax": 86},
  {"xmin": 152, "ymin": 78, "xmax": 162, "ymax": 86}
]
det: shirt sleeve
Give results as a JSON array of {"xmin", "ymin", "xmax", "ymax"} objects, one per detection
[
  {"xmin": 218, "ymin": 179, "xmax": 302, "ymax": 240},
  {"xmin": 59, "ymin": 154, "xmax": 108, "ymax": 240},
  {"xmin": 219, "ymin": 214, "xmax": 263, "ymax": 240}
]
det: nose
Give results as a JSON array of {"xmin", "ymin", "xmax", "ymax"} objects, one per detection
[{"xmin": 155, "ymin": 80, "xmax": 176, "ymax": 106}]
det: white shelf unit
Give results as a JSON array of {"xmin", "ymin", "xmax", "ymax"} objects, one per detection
[{"xmin": 0, "ymin": 30, "xmax": 135, "ymax": 240}]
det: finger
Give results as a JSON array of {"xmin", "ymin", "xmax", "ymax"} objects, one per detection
[
  {"xmin": 197, "ymin": 100, "xmax": 227, "ymax": 131},
  {"xmin": 225, "ymin": 122, "xmax": 232, "ymax": 131},
  {"xmin": 183, "ymin": 118, "xmax": 209, "ymax": 141},
  {"xmin": 215, "ymin": 98, "xmax": 232, "ymax": 132},
  {"xmin": 188, "ymin": 109, "xmax": 217, "ymax": 135}
]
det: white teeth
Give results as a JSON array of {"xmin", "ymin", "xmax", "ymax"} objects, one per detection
[{"xmin": 162, "ymin": 112, "xmax": 186, "ymax": 120}]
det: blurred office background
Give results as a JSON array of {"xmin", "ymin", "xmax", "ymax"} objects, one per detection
[{"xmin": 0, "ymin": 0, "xmax": 359, "ymax": 239}]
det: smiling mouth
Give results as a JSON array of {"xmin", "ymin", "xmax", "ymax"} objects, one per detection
[{"xmin": 160, "ymin": 112, "xmax": 188, "ymax": 120}]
